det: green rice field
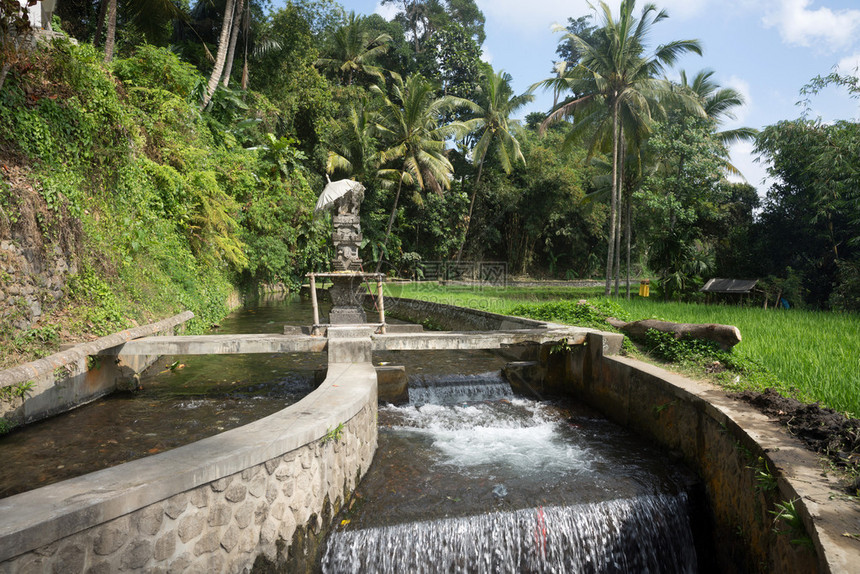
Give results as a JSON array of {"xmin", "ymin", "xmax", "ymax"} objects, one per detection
[{"xmin": 391, "ymin": 283, "xmax": 860, "ymax": 417}]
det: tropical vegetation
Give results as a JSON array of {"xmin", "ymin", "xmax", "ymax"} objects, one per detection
[{"xmin": 1, "ymin": 0, "xmax": 859, "ymax": 369}]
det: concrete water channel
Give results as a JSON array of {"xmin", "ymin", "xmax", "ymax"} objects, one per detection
[{"xmin": 0, "ymin": 292, "xmax": 858, "ymax": 572}]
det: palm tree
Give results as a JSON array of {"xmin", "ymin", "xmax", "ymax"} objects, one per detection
[
  {"xmin": 678, "ymin": 69, "xmax": 757, "ymax": 176},
  {"xmin": 456, "ymin": 69, "xmax": 533, "ymax": 261},
  {"xmin": 202, "ymin": 0, "xmax": 236, "ymax": 108},
  {"xmin": 326, "ymin": 99, "xmax": 381, "ymax": 183},
  {"xmin": 534, "ymin": 0, "xmax": 702, "ymax": 296},
  {"xmin": 316, "ymin": 12, "xmax": 392, "ymax": 86},
  {"xmin": 371, "ymin": 73, "xmax": 471, "ymax": 272},
  {"xmin": 220, "ymin": 0, "xmax": 245, "ymax": 87}
]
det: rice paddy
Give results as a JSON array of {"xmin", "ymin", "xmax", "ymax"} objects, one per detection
[{"xmin": 392, "ymin": 283, "xmax": 860, "ymax": 416}]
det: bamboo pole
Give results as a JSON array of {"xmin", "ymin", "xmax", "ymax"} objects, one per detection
[
  {"xmin": 309, "ymin": 274, "xmax": 320, "ymax": 328},
  {"xmin": 377, "ymin": 276, "xmax": 385, "ymax": 334}
]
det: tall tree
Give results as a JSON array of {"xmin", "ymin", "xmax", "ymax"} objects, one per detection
[
  {"xmin": 371, "ymin": 73, "xmax": 470, "ymax": 271},
  {"xmin": 326, "ymin": 98, "xmax": 381, "ymax": 183},
  {"xmin": 202, "ymin": 0, "xmax": 235, "ymax": 108},
  {"xmin": 677, "ymin": 69, "xmax": 756, "ymax": 176},
  {"xmin": 456, "ymin": 69, "xmax": 533, "ymax": 261},
  {"xmin": 535, "ymin": 0, "xmax": 702, "ymax": 295},
  {"xmin": 316, "ymin": 12, "xmax": 391, "ymax": 85},
  {"xmin": 220, "ymin": 0, "xmax": 245, "ymax": 86},
  {"xmin": 103, "ymin": 0, "xmax": 117, "ymax": 62},
  {"xmin": 755, "ymin": 118, "xmax": 860, "ymax": 308}
]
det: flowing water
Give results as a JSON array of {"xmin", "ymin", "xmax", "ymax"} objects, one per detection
[
  {"xmin": 321, "ymin": 372, "xmax": 702, "ymax": 573},
  {"xmin": 0, "ymin": 295, "xmax": 522, "ymax": 498},
  {"xmin": 0, "ymin": 293, "xmax": 324, "ymax": 498},
  {"xmin": 2, "ymin": 295, "xmax": 707, "ymax": 573}
]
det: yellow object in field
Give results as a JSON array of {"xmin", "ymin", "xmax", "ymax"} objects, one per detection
[{"xmin": 639, "ymin": 280, "xmax": 650, "ymax": 297}]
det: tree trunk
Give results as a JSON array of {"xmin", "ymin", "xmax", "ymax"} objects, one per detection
[
  {"xmin": 625, "ymin": 185, "xmax": 632, "ymax": 299},
  {"xmin": 614, "ymin": 131, "xmax": 625, "ymax": 297},
  {"xmin": 94, "ymin": 0, "xmax": 108, "ymax": 46},
  {"xmin": 604, "ymin": 99, "xmax": 619, "ymax": 296},
  {"xmin": 606, "ymin": 318, "xmax": 742, "ymax": 351},
  {"xmin": 376, "ymin": 170, "xmax": 405, "ymax": 273},
  {"xmin": 220, "ymin": 0, "xmax": 244, "ymax": 87},
  {"xmin": 103, "ymin": 0, "xmax": 117, "ymax": 63},
  {"xmin": 0, "ymin": 62, "xmax": 11, "ymax": 93},
  {"xmin": 203, "ymin": 0, "xmax": 235, "ymax": 108},
  {"xmin": 455, "ymin": 152, "xmax": 486, "ymax": 263}
]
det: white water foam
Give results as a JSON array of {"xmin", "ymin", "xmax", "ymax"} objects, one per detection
[
  {"xmin": 322, "ymin": 494, "xmax": 698, "ymax": 573},
  {"xmin": 407, "ymin": 371, "xmax": 513, "ymax": 405},
  {"xmin": 386, "ymin": 374, "xmax": 596, "ymax": 478}
]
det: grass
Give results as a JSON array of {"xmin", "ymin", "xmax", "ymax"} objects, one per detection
[{"xmin": 391, "ymin": 283, "xmax": 860, "ymax": 417}]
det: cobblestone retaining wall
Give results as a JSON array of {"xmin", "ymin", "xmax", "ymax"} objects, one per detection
[
  {"xmin": 0, "ymin": 362, "xmax": 377, "ymax": 573},
  {"xmin": 540, "ymin": 331, "xmax": 858, "ymax": 574}
]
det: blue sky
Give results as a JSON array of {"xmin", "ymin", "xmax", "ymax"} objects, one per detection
[{"xmin": 309, "ymin": 0, "xmax": 860, "ymax": 195}]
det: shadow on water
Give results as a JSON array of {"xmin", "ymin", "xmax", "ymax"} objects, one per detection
[{"xmin": 0, "ymin": 293, "xmax": 324, "ymax": 498}]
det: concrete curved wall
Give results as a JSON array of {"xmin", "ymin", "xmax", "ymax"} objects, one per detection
[
  {"xmin": 0, "ymin": 362, "xmax": 377, "ymax": 573},
  {"xmin": 0, "ymin": 311, "xmax": 194, "ymax": 427},
  {"xmin": 381, "ymin": 296, "xmax": 859, "ymax": 573}
]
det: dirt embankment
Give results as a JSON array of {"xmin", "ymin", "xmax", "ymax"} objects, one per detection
[{"xmin": 733, "ymin": 388, "xmax": 860, "ymax": 492}]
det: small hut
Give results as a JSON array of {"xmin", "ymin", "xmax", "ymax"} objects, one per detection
[{"xmin": 700, "ymin": 278, "xmax": 758, "ymax": 304}]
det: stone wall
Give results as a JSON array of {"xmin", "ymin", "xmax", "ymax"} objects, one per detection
[
  {"xmin": 532, "ymin": 331, "xmax": 858, "ymax": 574},
  {"xmin": 0, "ymin": 238, "xmax": 75, "ymax": 333},
  {"xmin": 367, "ymin": 294, "xmax": 544, "ymax": 332},
  {"xmin": 0, "ymin": 312, "xmax": 193, "ymax": 427},
  {"xmin": 0, "ymin": 362, "xmax": 377, "ymax": 573}
]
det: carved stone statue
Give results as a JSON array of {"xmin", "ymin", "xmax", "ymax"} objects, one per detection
[{"xmin": 315, "ymin": 180, "xmax": 368, "ymax": 324}]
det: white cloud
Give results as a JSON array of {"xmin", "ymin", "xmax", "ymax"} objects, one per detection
[
  {"xmin": 373, "ymin": 2, "xmax": 398, "ymax": 20},
  {"xmin": 481, "ymin": 47, "xmax": 493, "ymax": 65},
  {"xmin": 837, "ymin": 52, "xmax": 860, "ymax": 74},
  {"xmin": 474, "ymin": 0, "xmax": 708, "ymax": 35},
  {"xmin": 761, "ymin": 0, "xmax": 860, "ymax": 50},
  {"xmin": 476, "ymin": 0, "xmax": 587, "ymax": 34},
  {"xmin": 727, "ymin": 140, "xmax": 772, "ymax": 199}
]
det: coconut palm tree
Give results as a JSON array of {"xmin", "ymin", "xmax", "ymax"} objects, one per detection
[
  {"xmin": 455, "ymin": 69, "xmax": 533, "ymax": 261},
  {"xmin": 371, "ymin": 73, "xmax": 471, "ymax": 272},
  {"xmin": 534, "ymin": 0, "xmax": 702, "ymax": 296},
  {"xmin": 326, "ymin": 99, "xmax": 382, "ymax": 183},
  {"xmin": 220, "ymin": 0, "xmax": 245, "ymax": 87},
  {"xmin": 316, "ymin": 12, "xmax": 392, "ymax": 86},
  {"xmin": 678, "ymin": 69, "xmax": 757, "ymax": 176},
  {"xmin": 202, "ymin": 0, "xmax": 236, "ymax": 108}
]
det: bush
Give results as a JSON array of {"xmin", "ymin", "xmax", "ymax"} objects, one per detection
[{"xmin": 113, "ymin": 44, "xmax": 200, "ymax": 98}]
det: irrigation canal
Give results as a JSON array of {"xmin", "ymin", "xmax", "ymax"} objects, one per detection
[{"xmin": 0, "ymin": 294, "xmax": 709, "ymax": 572}]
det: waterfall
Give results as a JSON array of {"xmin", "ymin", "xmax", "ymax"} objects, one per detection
[
  {"xmin": 322, "ymin": 494, "xmax": 697, "ymax": 573},
  {"xmin": 407, "ymin": 371, "xmax": 513, "ymax": 405}
]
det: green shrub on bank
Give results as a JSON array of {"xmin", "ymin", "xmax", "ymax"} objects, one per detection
[
  {"xmin": 510, "ymin": 299, "xmax": 632, "ymax": 330},
  {"xmin": 0, "ymin": 39, "xmax": 325, "ymax": 361}
]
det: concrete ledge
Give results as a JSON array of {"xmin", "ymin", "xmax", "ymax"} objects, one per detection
[
  {"xmin": 567, "ymin": 332, "xmax": 859, "ymax": 574},
  {"xmin": 0, "ymin": 312, "xmax": 194, "ymax": 426},
  {"xmin": 367, "ymin": 294, "xmax": 546, "ymax": 331},
  {"xmin": 107, "ymin": 333, "xmax": 327, "ymax": 355},
  {"xmin": 0, "ymin": 362, "xmax": 378, "ymax": 569},
  {"xmin": 0, "ymin": 312, "xmax": 193, "ymax": 389},
  {"xmin": 371, "ymin": 328, "xmax": 589, "ymax": 351}
]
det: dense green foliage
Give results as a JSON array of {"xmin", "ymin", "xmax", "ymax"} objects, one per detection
[
  {"xmin": 0, "ymin": 37, "xmax": 327, "ymax": 362},
  {"xmin": 2, "ymin": 0, "xmax": 858, "ymax": 372}
]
